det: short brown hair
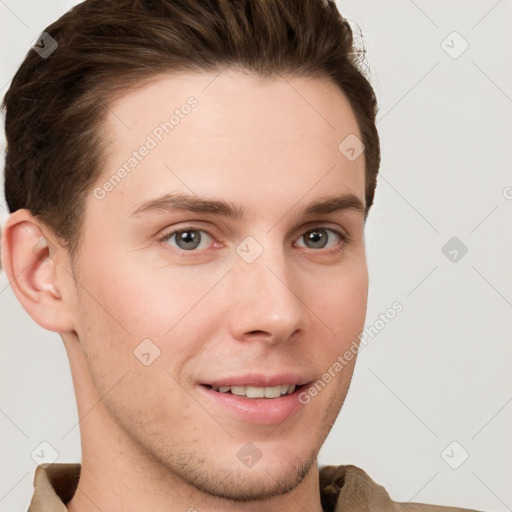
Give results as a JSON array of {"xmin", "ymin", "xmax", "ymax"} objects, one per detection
[{"xmin": 3, "ymin": 0, "xmax": 380, "ymax": 260}]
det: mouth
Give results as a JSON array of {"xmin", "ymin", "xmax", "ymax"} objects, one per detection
[
  {"xmin": 198, "ymin": 379, "xmax": 310, "ymax": 425},
  {"xmin": 202, "ymin": 383, "xmax": 300, "ymax": 399},
  {"xmin": 197, "ymin": 371, "xmax": 314, "ymax": 424}
]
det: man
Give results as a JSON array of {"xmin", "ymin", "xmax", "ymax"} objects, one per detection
[{"xmin": 1, "ymin": 0, "xmax": 483, "ymax": 511}]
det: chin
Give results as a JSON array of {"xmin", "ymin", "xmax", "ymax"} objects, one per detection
[
  {"xmin": 147, "ymin": 435, "xmax": 319, "ymax": 503},
  {"xmin": 183, "ymin": 449, "xmax": 317, "ymax": 502}
]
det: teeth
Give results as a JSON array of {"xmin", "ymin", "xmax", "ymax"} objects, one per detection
[
  {"xmin": 264, "ymin": 385, "xmax": 282, "ymax": 398},
  {"xmin": 230, "ymin": 386, "xmax": 246, "ymax": 396},
  {"xmin": 246, "ymin": 386, "xmax": 265, "ymax": 398},
  {"xmin": 211, "ymin": 384, "xmax": 297, "ymax": 398}
]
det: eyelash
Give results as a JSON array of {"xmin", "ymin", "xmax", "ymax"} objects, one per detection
[{"xmin": 158, "ymin": 224, "xmax": 350, "ymax": 254}]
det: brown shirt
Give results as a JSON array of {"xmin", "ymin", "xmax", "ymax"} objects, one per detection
[{"xmin": 27, "ymin": 463, "xmax": 483, "ymax": 512}]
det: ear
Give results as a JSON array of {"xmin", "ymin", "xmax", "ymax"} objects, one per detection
[{"xmin": 1, "ymin": 209, "xmax": 75, "ymax": 332}]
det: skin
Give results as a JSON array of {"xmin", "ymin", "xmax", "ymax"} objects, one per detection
[{"xmin": 2, "ymin": 69, "xmax": 369, "ymax": 512}]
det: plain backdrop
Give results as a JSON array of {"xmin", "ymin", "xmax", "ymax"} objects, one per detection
[{"xmin": 1, "ymin": 1, "xmax": 511, "ymax": 511}]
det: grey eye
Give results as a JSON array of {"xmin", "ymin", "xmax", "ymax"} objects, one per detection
[
  {"xmin": 296, "ymin": 228, "xmax": 342, "ymax": 250},
  {"xmin": 164, "ymin": 229, "xmax": 212, "ymax": 251}
]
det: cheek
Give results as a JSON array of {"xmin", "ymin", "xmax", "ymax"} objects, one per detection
[
  {"xmin": 310, "ymin": 262, "xmax": 368, "ymax": 334},
  {"xmin": 80, "ymin": 253, "xmax": 204, "ymax": 338},
  {"xmin": 302, "ymin": 265, "xmax": 368, "ymax": 382},
  {"xmin": 73, "ymin": 271, "xmax": 194, "ymax": 418},
  {"xmin": 73, "ymin": 254, "xmax": 223, "ymax": 381}
]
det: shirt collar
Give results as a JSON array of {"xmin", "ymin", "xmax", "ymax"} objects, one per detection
[
  {"xmin": 27, "ymin": 462, "xmax": 397, "ymax": 512},
  {"xmin": 28, "ymin": 463, "xmax": 81, "ymax": 512}
]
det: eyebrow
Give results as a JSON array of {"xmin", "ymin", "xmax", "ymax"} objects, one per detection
[{"xmin": 130, "ymin": 192, "xmax": 366, "ymax": 219}]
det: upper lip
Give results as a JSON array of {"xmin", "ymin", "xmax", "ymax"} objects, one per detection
[{"xmin": 201, "ymin": 373, "xmax": 312, "ymax": 388}]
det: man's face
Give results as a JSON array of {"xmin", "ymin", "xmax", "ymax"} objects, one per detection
[{"xmin": 65, "ymin": 69, "xmax": 368, "ymax": 500}]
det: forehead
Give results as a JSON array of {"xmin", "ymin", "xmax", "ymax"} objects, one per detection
[
  {"xmin": 90, "ymin": 69, "xmax": 365, "ymax": 223},
  {"xmin": 105, "ymin": 68, "xmax": 363, "ymax": 144}
]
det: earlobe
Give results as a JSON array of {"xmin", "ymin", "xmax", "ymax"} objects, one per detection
[{"xmin": 1, "ymin": 209, "xmax": 74, "ymax": 332}]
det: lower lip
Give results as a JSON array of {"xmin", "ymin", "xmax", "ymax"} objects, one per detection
[{"xmin": 197, "ymin": 385, "xmax": 307, "ymax": 425}]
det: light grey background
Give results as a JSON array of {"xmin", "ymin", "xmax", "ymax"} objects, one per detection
[{"xmin": 1, "ymin": 1, "xmax": 511, "ymax": 511}]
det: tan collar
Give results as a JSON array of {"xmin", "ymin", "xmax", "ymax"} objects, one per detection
[
  {"xmin": 28, "ymin": 463, "xmax": 80, "ymax": 512},
  {"xmin": 27, "ymin": 462, "xmax": 481, "ymax": 512}
]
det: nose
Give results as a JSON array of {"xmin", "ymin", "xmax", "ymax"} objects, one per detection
[{"xmin": 227, "ymin": 244, "xmax": 309, "ymax": 346}]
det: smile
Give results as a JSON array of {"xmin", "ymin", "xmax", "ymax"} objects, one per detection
[{"xmin": 207, "ymin": 384, "xmax": 297, "ymax": 398}]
